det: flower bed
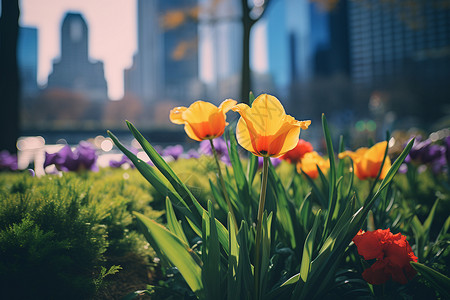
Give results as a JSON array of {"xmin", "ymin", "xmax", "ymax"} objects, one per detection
[{"xmin": 1, "ymin": 93, "xmax": 449, "ymax": 299}]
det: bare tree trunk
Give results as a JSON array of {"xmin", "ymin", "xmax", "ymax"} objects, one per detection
[
  {"xmin": 0, "ymin": 0, "xmax": 20, "ymax": 153},
  {"xmin": 240, "ymin": 0, "xmax": 254, "ymax": 105},
  {"xmin": 240, "ymin": 17, "xmax": 252, "ymax": 105}
]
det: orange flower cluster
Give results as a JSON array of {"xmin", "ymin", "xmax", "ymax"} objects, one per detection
[
  {"xmin": 279, "ymin": 139, "xmax": 313, "ymax": 164},
  {"xmin": 353, "ymin": 229, "xmax": 418, "ymax": 285},
  {"xmin": 339, "ymin": 141, "xmax": 391, "ymax": 180},
  {"xmin": 296, "ymin": 151, "xmax": 330, "ymax": 179},
  {"xmin": 170, "ymin": 94, "xmax": 310, "ymax": 158}
]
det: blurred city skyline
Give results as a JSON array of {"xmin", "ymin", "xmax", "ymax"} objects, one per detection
[
  {"xmin": 20, "ymin": 0, "xmax": 270, "ymax": 100},
  {"xmin": 12, "ymin": 0, "xmax": 450, "ymax": 140}
]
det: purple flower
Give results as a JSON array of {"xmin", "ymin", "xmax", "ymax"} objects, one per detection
[
  {"xmin": 198, "ymin": 138, "xmax": 231, "ymax": 165},
  {"xmin": 28, "ymin": 169, "xmax": 35, "ymax": 177},
  {"xmin": 258, "ymin": 157, "xmax": 281, "ymax": 168},
  {"xmin": 0, "ymin": 151, "xmax": 18, "ymax": 171},
  {"xmin": 163, "ymin": 145, "xmax": 184, "ymax": 160},
  {"xmin": 44, "ymin": 141, "xmax": 98, "ymax": 172},
  {"xmin": 431, "ymin": 155, "xmax": 447, "ymax": 174},
  {"xmin": 185, "ymin": 148, "xmax": 200, "ymax": 159},
  {"xmin": 406, "ymin": 139, "xmax": 445, "ymax": 165},
  {"xmin": 109, "ymin": 148, "xmax": 138, "ymax": 168},
  {"xmin": 445, "ymin": 136, "xmax": 450, "ymax": 164},
  {"xmin": 399, "ymin": 163, "xmax": 408, "ymax": 174}
]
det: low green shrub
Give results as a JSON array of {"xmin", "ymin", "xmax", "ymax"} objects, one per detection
[{"xmin": 0, "ymin": 168, "xmax": 163, "ymax": 299}]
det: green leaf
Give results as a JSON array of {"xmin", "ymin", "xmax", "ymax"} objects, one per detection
[
  {"xmin": 249, "ymin": 91, "xmax": 256, "ymax": 105},
  {"xmin": 336, "ymin": 135, "xmax": 345, "ymax": 178},
  {"xmin": 165, "ymin": 197, "xmax": 188, "ymax": 245},
  {"xmin": 411, "ymin": 262, "xmax": 450, "ymax": 299},
  {"xmin": 300, "ymin": 210, "xmax": 322, "ymax": 282},
  {"xmin": 436, "ymin": 215, "xmax": 450, "ymax": 243},
  {"xmin": 125, "ymin": 121, "xmax": 204, "ymax": 221},
  {"xmin": 423, "ymin": 198, "xmax": 439, "ymax": 234},
  {"xmin": 368, "ymin": 138, "xmax": 414, "ymax": 207},
  {"xmin": 202, "ymin": 201, "xmax": 221, "ymax": 299},
  {"xmin": 259, "ymin": 211, "xmax": 273, "ymax": 296},
  {"xmin": 247, "ymin": 153, "xmax": 259, "ymax": 186},
  {"xmin": 280, "ymin": 273, "xmax": 300, "ymax": 287},
  {"xmin": 133, "ymin": 212, "xmax": 203, "ymax": 295},
  {"xmin": 228, "ymin": 213, "xmax": 240, "ymax": 300},
  {"xmin": 226, "ymin": 127, "xmax": 252, "ymax": 212},
  {"xmin": 321, "ymin": 114, "xmax": 337, "ymax": 240},
  {"xmin": 237, "ymin": 221, "xmax": 254, "ymax": 298},
  {"xmin": 268, "ymin": 166, "xmax": 297, "ymax": 249},
  {"xmin": 108, "ymin": 131, "xmax": 199, "ymax": 226},
  {"xmin": 301, "ymin": 171, "xmax": 327, "ymax": 208}
]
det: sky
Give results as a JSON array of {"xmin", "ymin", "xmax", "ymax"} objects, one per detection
[
  {"xmin": 19, "ymin": 0, "xmax": 268, "ymax": 100},
  {"xmin": 20, "ymin": 0, "xmax": 137, "ymax": 100}
]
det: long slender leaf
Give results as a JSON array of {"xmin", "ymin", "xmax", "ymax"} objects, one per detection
[
  {"xmin": 226, "ymin": 127, "xmax": 252, "ymax": 212},
  {"xmin": 411, "ymin": 262, "xmax": 450, "ymax": 299},
  {"xmin": 368, "ymin": 138, "xmax": 415, "ymax": 207},
  {"xmin": 202, "ymin": 201, "xmax": 221, "ymax": 299},
  {"xmin": 321, "ymin": 114, "xmax": 337, "ymax": 241},
  {"xmin": 108, "ymin": 131, "xmax": 199, "ymax": 225},
  {"xmin": 165, "ymin": 197, "xmax": 189, "ymax": 245},
  {"xmin": 228, "ymin": 213, "xmax": 240, "ymax": 300},
  {"xmin": 133, "ymin": 212, "xmax": 203, "ymax": 295},
  {"xmin": 300, "ymin": 210, "xmax": 322, "ymax": 282},
  {"xmin": 125, "ymin": 121, "xmax": 204, "ymax": 220}
]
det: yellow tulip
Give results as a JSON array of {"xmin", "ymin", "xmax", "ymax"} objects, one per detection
[
  {"xmin": 338, "ymin": 141, "xmax": 391, "ymax": 180},
  {"xmin": 169, "ymin": 99, "xmax": 237, "ymax": 141},
  {"xmin": 231, "ymin": 94, "xmax": 310, "ymax": 157},
  {"xmin": 296, "ymin": 151, "xmax": 330, "ymax": 179}
]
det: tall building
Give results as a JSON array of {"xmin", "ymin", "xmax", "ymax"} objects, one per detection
[
  {"xmin": 47, "ymin": 13, "xmax": 108, "ymax": 102},
  {"xmin": 198, "ymin": 0, "xmax": 241, "ymax": 101},
  {"xmin": 124, "ymin": 0, "xmax": 162, "ymax": 104},
  {"xmin": 125, "ymin": 0, "xmax": 200, "ymax": 105},
  {"xmin": 265, "ymin": 0, "xmax": 351, "ymax": 122},
  {"xmin": 267, "ymin": 0, "xmax": 349, "ymax": 87},
  {"xmin": 349, "ymin": 1, "xmax": 450, "ymax": 122},
  {"xmin": 349, "ymin": 1, "xmax": 450, "ymax": 85},
  {"xmin": 17, "ymin": 26, "xmax": 39, "ymax": 98}
]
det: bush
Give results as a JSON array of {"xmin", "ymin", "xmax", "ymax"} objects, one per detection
[{"xmin": 0, "ymin": 169, "xmax": 162, "ymax": 299}]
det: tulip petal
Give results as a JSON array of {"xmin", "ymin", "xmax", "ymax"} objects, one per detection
[
  {"xmin": 275, "ymin": 116, "xmax": 308, "ymax": 156},
  {"xmin": 170, "ymin": 106, "xmax": 187, "ymax": 124},
  {"xmin": 236, "ymin": 117, "xmax": 258, "ymax": 155},
  {"xmin": 183, "ymin": 101, "xmax": 218, "ymax": 124},
  {"xmin": 250, "ymin": 94, "xmax": 286, "ymax": 135},
  {"xmin": 218, "ymin": 99, "xmax": 237, "ymax": 113},
  {"xmin": 184, "ymin": 123, "xmax": 202, "ymax": 141}
]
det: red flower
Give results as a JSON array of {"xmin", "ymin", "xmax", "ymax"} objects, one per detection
[
  {"xmin": 279, "ymin": 139, "xmax": 313, "ymax": 164},
  {"xmin": 352, "ymin": 229, "xmax": 418, "ymax": 285}
]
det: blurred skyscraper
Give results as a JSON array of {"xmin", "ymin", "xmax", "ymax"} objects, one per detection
[
  {"xmin": 18, "ymin": 26, "xmax": 39, "ymax": 99},
  {"xmin": 349, "ymin": 0, "xmax": 450, "ymax": 122},
  {"xmin": 267, "ymin": 0, "xmax": 349, "ymax": 87},
  {"xmin": 125, "ymin": 0, "xmax": 200, "ymax": 107},
  {"xmin": 199, "ymin": 0, "xmax": 241, "ymax": 101},
  {"xmin": 124, "ymin": 0, "xmax": 162, "ymax": 104},
  {"xmin": 47, "ymin": 13, "xmax": 108, "ymax": 103},
  {"xmin": 266, "ymin": 0, "xmax": 351, "ymax": 120}
]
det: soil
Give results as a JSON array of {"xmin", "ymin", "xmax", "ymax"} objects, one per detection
[{"xmin": 95, "ymin": 252, "xmax": 158, "ymax": 300}]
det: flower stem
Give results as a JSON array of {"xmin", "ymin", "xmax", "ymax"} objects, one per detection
[
  {"xmin": 209, "ymin": 139, "xmax": 238, "ymax": 231},
  {"xmin": 254, "ymin": 156, "xmax": 269, "ymax": 300}
]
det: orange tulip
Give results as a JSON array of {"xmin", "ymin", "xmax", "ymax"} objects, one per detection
[
  {"xmin": 169, "ymin": 99, "xmax": 237, "ymax": 141},
  {"xmin": 231, "ymin": 94, "xmax": 310, "ymax": 157},
  {"xmin": 296, "ymin": 151, "xmax": 330, "ymax": 179},
  {"xmin": 279, "ymin": 139, "xmax": 314, "ymax": 164},
  {"xmin": 338, "ymin": 141, "xmax": 391, "ymax": 180}
]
